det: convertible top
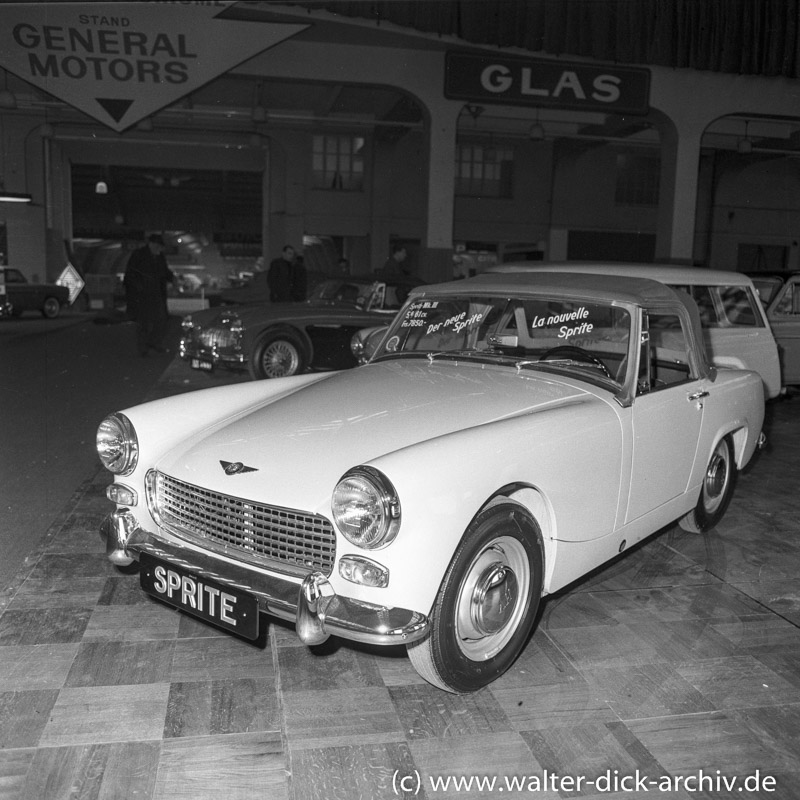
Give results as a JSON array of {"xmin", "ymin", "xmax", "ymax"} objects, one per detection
[{"xmin": 415, "ymin": 270, "xmax": 693, "ymax": 312}]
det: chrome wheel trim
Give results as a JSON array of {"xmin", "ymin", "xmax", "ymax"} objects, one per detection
[
  {"xmin": 455, "ymin": 535, "xmax": 530, "ymax": 661},
  {"xmin": 702, "ymin": 439, "xmax": 731, "ymax": 515},
  {"xmin": 261, "ymin": 340, "xmax": 300, "ymax": 378},
  {"xmin": 43, "ymin": 297, "xmax": 60, "ymax": 317}
]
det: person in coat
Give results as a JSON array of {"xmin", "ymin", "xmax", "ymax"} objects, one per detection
[
  {"xmin": 123, "ymin": 233, "xmax": 174, "ymax": 356},
  {"xmin": 267, "ymin": 245, "xmax": 306, "ymax": 302}
]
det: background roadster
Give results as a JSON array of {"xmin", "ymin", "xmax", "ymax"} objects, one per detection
[{"xmin": 98, "ymin": 272, "xmax": 764, "ymax": 692}]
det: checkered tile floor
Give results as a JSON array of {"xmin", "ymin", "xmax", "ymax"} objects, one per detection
[{"xmin": 2, "ymin": 359, "xmax": 799, "ymax": 799}]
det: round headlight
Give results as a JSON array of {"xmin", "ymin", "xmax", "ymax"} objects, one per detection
[
  {"xmin": 332, "ymin": 466, "xmax": 401, "ymax": 549},
  {"xmin": 96, "ymin": 413, "xmax": 139, "ymax": 475}
]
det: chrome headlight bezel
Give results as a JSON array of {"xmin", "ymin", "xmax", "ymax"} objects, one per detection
[
  {"xmin": 96, "ymin": 412, "xmax": 139, "ymax": 476},
  {"xmin": 331, "ymin": 466, "xmax": 401, "ymax": 550}
]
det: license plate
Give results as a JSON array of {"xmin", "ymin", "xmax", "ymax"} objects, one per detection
[
  {"xmin": 139, "ymin": 552, "xmax": 259, "ymax": 640},
  {"xmin": 190, "ymin": 358, "xmax": 214, "ymax": 372}
]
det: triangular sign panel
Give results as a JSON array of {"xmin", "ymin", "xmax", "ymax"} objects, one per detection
[{"xmin": 0, "ymin": 3, "xmax": 309, "ymax": 132}]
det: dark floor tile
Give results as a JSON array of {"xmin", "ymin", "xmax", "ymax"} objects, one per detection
[
  {"xmin": 0, "ymin": 691, "xmax": 59, "ymax": 749},
  {"xmin": 97, "ymin": 574, "xmax": 153, "ymax": 606},
  {"xmin": 0, "ymin": 608, "xmax": 92, "ymax": 645},
  {"xmin": 390, "ymin": 683, "xmax": 512, "ymax": 740},
  {"xmin": 65, "ymin": 640, "xmax": 175, "ymax": 687},
  {"xmin": 493, "ymin": 678, "xmax": 618, "ymax": 732},
  {"xmin": 277, "ymin": 640, "xmax": 384, "ymax": 691},
  {"xmin": 5, "ymin": 578, "xmax": 107, "ymax": 611},
  {"xmin": 26, "ymin": 553, "xmax": 113, "ymax": 582},
  {"xmin": 284, "ymin": 687, "xmax": 405, "ymax": 749},
  {"xmin": 521, "ymin": 720, "xmax": 667, "ymax": 790},
  {"xmin": 170, "ymin": 635, "xmax": 272, "ymax": 683},
  {"xmin": 164, "ymin": 678, "xmax": 281, "ymax": 738}
]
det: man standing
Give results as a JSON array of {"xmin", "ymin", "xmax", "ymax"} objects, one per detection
[
  {"xmin": 123, "ymin": 233, "xmax": 174, "ymax": 356},
  {"xmin": 267, "ymin": 245, "xmax": 306, "ymax": 302},
  {"xmin": 381, "ymin": 244, "xmax": 410, "ymax": 277}
]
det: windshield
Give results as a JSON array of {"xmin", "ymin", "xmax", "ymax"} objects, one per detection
[
  {"xmin": 309, "ymin": 279, "xmax": 375, "ymax": 306},
  {"xmin": 375, "ymin": 294, "xmax": 632, "ymax": 388}
]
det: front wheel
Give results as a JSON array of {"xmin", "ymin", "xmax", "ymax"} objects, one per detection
[
  {"xmin": 407, "ymin": 502, "xmax": 544, "ymax": 693},
  {"xmin": 250, "ymin": 329, "xmax": 307, "ymax": 379},
  {"xmin": 679, "ymin": 435, "xmax": 737, "ymax": 533},
  {"xmin": 42, "ymin": 297, "xmax": 61, "ymax": 319}
]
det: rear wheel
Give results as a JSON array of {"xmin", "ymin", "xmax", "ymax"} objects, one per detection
[
  {"xmin": 42, "ymin": 297, "xmax": 61, "ymax": 319},
  {"xmin": 679, "ymin": 435, "xmax": 736, "ymax": 533},
  {"xmin": 250, "ymin": 329, "xmax": 307, "ymax": 379},
  {"xmin": 407, "ymin": 502, "xmax": 543, "ymax": 693}
]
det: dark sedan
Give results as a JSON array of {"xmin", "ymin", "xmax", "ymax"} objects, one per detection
[
  {"xmin": 180, "ymin": 276, "xmax": 420, "ymax": 379},
  {"xmin": 0, "ymin": 268, "xmax": 71, "ymax": 319}
]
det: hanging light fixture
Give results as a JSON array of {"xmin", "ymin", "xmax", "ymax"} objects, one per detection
[
  {"xmin": 0, "ymin": 188, "xmax": 33, "ymax": 203},
  {"xmin": 529, "ymin": 109, "xmax": 545, "ymax": 141}
]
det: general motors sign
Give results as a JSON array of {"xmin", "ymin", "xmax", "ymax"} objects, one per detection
[
  {"xmin": 0, "ymin": 2, "xmax": 308, "ymax": 132},
  {"xmin": 445, "ymin": 52, "xmax": 650, "ymax": 115}
]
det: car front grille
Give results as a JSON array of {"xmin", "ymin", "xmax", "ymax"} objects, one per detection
[
  {"xmin": 197, "ymin": 327, "xmax": 238, "ymax": 350},
  {"xmin": 147, "ymin": 470, "xmax": 336, "ymax": 576}
]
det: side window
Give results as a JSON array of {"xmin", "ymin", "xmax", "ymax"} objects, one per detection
[
  {"xmin": 774, "ymin": 282, "xmax": 800, "ymax": 316},
  {"xmin": 639, "ymin": 310, "xmax": 695, "ymax": 393}
]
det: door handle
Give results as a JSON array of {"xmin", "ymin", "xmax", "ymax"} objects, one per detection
[{"xmin": 687, "ymin": 390, "xmax": 709, "ymax": 401}]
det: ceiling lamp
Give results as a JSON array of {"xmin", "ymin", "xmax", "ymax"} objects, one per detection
[
  {"xmin": 0, "ymin": 190, "xmax": 33, "ymax": 203},
  {"xmin": 529, "ymin": 122, "xmax": 545, "ymax": 141}
]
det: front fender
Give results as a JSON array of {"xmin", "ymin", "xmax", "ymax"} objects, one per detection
[{"xmin": 353, "ymin": 402, "xmax": 622, "ymax": 616}]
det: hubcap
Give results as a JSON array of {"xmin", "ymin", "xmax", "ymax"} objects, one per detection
[
  {"xmin": 470, "ymin": 563, "xmax": 518, "ymax": 635},
  {"xmin": 455, "ymin": 536, "xmax": 530, "ymax": 661},
  {"xmin": 703, "ymin": 442, "xmax": 729, "ymax": 512}
]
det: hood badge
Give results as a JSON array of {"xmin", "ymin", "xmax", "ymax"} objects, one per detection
[{"xmin": 220, "ymin": 460, "xmax": 258, "ymax": 475}]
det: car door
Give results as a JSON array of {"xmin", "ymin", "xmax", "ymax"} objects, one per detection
[
  {"xmin": 766, "ymin": 276, "xmax": 800, "ymax": 384},
  {"xmin": 626, "ymin": 307, "xmax": 706, "ymax": 523}
]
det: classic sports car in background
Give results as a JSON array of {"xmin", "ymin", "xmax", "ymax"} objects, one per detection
[
  {"xmin": 0, "ymin": 267, "xmax": 71, "ymax": 319},
  {"xmin": 180, "ymin": 276, "xmax": 420, "ymax": 379},
  {"xmin": 98, "ymin": 272, "xmax": 765, "ymax": 692}
]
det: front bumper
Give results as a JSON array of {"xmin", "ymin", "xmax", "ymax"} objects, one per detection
[
  {"xmin": 100, "ymin": 509, "xmax": 429, "ymax": 647},
  {"xmin": 179, "ymin": 337, "xmax": 247, "ymax": 369}
]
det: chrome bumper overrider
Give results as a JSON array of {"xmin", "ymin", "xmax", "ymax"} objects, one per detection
[
  {"xmin": 178, "ymin": 339, "xmax": 246, "ymax": 367},
  {"xmin": 100, "ymin": 509, "xmax": 429, "ymax": 647}
]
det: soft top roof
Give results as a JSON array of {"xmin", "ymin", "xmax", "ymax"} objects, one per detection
[
  {"xmin": 489, "ymin": 261, "xmax": 756, "ymax": 287},
  {"xmin": 414, "ymin": 270, "xmax": 691, "ymax": 312}
]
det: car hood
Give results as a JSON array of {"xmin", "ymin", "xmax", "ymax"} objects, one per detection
[{"xmin": 156, "ymin": 359, "xmax": 592, "ymax": 511}]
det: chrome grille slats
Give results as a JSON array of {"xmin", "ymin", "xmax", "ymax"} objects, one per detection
[{"xmin": 150, "ymin": 471, "xmax": 335, "ymax": 575}]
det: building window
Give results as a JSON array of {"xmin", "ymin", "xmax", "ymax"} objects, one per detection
[
  {"xmin": 455, "ymin": 143, "xmax": 514, "ymax": 198},
  {"xmin": 312, "ymin": 135, "xmax": 365, "ymax": 190},
  {"xmin": 614, "ymin": 152, "xmax": 660, "ymax": 206}
]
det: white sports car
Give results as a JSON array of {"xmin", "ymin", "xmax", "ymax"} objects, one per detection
[{"xmin": 98, "ymin": 272, "xmax": 765, "ymax": 692}]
